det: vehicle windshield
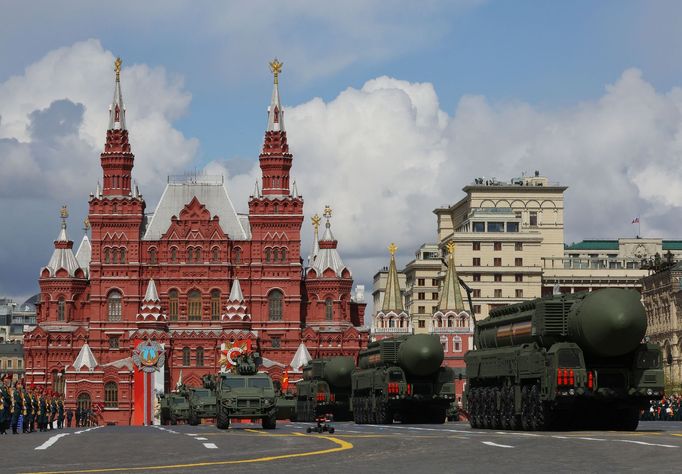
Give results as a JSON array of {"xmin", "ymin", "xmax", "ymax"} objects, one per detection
[
  {"xmin": 192, "ymin": 389, "xmax": 210, "ymax": 396},
  {"xmin": 221, "ymin": 377, "xmax": 246, "ymax": 389},
  {"xmin": 248, "ymin": 378, "xmax": 272, "ymax": 389}
]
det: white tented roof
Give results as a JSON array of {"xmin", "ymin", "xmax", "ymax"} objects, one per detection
[
  {"xmin": 143, "ymin": 180, "xmax": 249, "ymax": 240},
  {"xmin": 75, "ymin": 235, "xmax": 91, "ymax": 278},
  {"xmin": 290, "ymin": 342, "xmax": 312, "ymax": 371},
  {"xmin": 43, "ymin": 225, "xmax": 82, "ymax": 278},
  {"xmin": 73, "ymin": 343, "xmax": 98, "ymax": 372}
]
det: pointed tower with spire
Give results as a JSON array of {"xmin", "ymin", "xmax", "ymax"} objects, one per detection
[
  {"xmin": 101, "ymin": 57, "xmax": 133, "ymax": 196},
  {"xmin": 433, "ymin": 242, "xmax": 471, "ymax": 330},
  {"xmin": 372, "ymin": 243, "xmax": 410, "ymax": 340},
  {"xmin": 39, "ymin": 206, "xmax": 87, "ymax": 323},
  {"xmin": 88, "ymin": 57, "xmax": 145, "ymax": 324},
  {"xmin": 304, "ymin": 206, "xmax": 365, "ymax": 327},
  {"xmin": 260, "ymin": 58, "xmax": 292, "ymax": 196},
  {"xmin": 248, "ymin": 59, "xmax": 304, "ymax": 331}
]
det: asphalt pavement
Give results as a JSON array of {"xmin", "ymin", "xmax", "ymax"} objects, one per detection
[{"xmin": 1, "ymin": 420, "xmax": 681, "ymax": 473}]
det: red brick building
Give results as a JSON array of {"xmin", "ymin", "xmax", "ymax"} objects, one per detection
[{"xmin": 23, "ymin": 59, "xmax": 368, "ymax": 425}]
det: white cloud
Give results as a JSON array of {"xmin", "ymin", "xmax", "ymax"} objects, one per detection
[
  {"xmin": 213, "ymin": 68, "xmax": 682, "ymax": 305},
  {"xmin": 0, "ymin": 39, "xmax": 197, "ymax": 200},
  {"xmin": 0, "ymin": 39, "xmax": 197, "ymax": 296}
]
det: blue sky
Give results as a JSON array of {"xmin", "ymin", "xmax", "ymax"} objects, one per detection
[{"xmin": 2, "ymin": 0, "xmax": 682, "ymax": 301}]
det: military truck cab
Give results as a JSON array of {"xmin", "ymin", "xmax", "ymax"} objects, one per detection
[
  {"xmin": 215, "ymin": 372, "xmax": 277, "ymax": 430},
  {"xmin": 186, "ymin": 388, "xmax": 217, "ymax": 426}
]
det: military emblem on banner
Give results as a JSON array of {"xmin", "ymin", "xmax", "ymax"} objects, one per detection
[
  {"xmin": 219, "ymin": 340, "xmax": 251, "ymax": 371},
  {"xmin": 132, "ymin": 340, "xmax": 166, "ymax": 373}
]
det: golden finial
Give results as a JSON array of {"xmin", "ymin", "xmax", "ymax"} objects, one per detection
[
  {"xmin": 446, "ymin": 241, "xmax": 456, "ymax": 256},
  {"xmin": 323, "ymin": 205, "xmax": 332, "ymax": 219},
  {"xmin": 60, "ymin": 205, "xmax": 69, "ymax": 219},
  {"xmin": 388, "ymin": 243, "xmax": 398, "ymax": 256},
  {"xmin": 83, "ymin": 217, "xmax": 91, "ymax": 231},
  {"xmin": 311, "ymin": 214, "xmax": 321, "ymax": 231},
  {"xmin": 114, "ymin": 57, "xmax": 122, "ymax": 80},
  {"xmin": 269, "ymin": 58, "xmax": 283, "ymax": 85}
]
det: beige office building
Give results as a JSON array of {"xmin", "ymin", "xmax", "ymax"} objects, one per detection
[
  {"xmin": 433, "ymin": 173, "xmax": 565, "ymax": 318},
  {"xmin": 373, "ymin": 173, "xmax": 682, "ymax": 322}
]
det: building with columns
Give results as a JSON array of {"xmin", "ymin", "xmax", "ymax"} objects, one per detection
[
  {"xmin": 641, "ymin": 262, "xmax": 682, "ymax": 390},
  {"xmin": 23, "ymin": 59, "xmax": 368, "ymax": 424}
]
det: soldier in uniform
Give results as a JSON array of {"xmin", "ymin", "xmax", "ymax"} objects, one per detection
[
  {"xmin": 38, "ymin": 389, "xmax": 48, "ymax": 432},
  {"xmin": 0, "ymin": 374, "xmax": 10, "ymax": 434},
  {"xmin": 11, "ymin": 380, "xmax": 23, "ymax": 434},
  {"xmin": 31, "ymin": 388, "xmax": 39, "ymax": 433},
  {"xmin": 22, "ymin": 385, "xmax": 32, "ymax": 433},
  {"xmin": 57, "ymin": 394, "xmax": 65, "ymax": 429},
  {"xmin": 49, "ymin": 392, "xmax": 57, "ymax": 430}
]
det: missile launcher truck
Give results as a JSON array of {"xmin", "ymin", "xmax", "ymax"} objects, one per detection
[
  {"xmin": 464, "ymin": 288, "xmax": 664, "ymax": 431},
  {"xmin": 296, "ymin": 357, "xmax": 355, "ymax": 421},
  {"xmin": 351, "ymin": 334, "xmax": 455, "ymax": 424}
]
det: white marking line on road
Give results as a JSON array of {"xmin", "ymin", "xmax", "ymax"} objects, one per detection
[
  {"xmin": 75, "ymin": 426, "xmax": 103, "ymax": 435},
  {"xmin": 203, "ymin": 443, "xmax": 218, "ymax": 449},
  {"xmin": 482, "ymin": 441, "xmax": 514, "ymax": 448},
  {"xmin": 195, "ymin": 437, "xmax": 208, "ymax": 440},
  {"xmin": 577, "ymin": 437, "xmax": 606, "ymax": 441},
  {"xmin": 35, "ymin": 433, "xmax": 70, "ymax": 450},
  {"xmin": 552, "ymin": 435, "xmax": 570, "ymax": 439},
  {"xmin": 187, "ymin": 433, "xmax": 198, "ymax": 436},
  {"xmin": 615, "ymin": 440, "xmax": 679, "ymax": 448}
]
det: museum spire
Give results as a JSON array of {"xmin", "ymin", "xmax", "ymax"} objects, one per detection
[
  {"xmin": 259, "ymin": 58, "xmax": 293, "ymax": 197},
  {"xmin": 382, "ymin": 243, "xmax": 404, "ymax": 313},
  {"xmin": 101, "ymin": 57, "xmax": 135, "ymax": 196}
]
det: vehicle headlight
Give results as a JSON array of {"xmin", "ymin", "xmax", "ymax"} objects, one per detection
[{"xmin": 647, "ymin": 388, "xmax": 653, "ymax": 396}]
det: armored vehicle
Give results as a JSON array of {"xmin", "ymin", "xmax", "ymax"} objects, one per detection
[
  {"xmin": 215, "ymin": 352, "xmax": 277, "ymax": 430},
  {"xmin": 296, "ymin": 357, "xmax": 355, "ymax": 421},
  {"xmin": 465, "ymin": 288, "xmax": 664, "ymax": 431},
  {"xmin": 186, "ymin": 387, "xmax": 217, "ymax": 426},
  {"xmin": 351, "ymin": 334, "xmax": 455, "ymax": 424},
  {"xmin": 275, "ymin": 392, "xmax": 297, "ymax": 421},
  {"xmin": 159, "ymin": 391, "xmax": 190, "ymax": 425}
]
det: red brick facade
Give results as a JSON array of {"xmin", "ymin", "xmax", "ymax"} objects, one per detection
[{"xmin": 23, "ymin": 66, "xmax": 368, "ymax": 425}]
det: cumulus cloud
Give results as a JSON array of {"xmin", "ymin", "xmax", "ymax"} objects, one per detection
[
  {"xmin": 211, "ymin": 69, "xmax": 682, "ymax": 301},
  {"xmin": 0, "ymin": 39, "xmax": 198, "ymax": 297}
]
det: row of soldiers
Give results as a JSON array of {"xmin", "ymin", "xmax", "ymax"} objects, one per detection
[{"xmin": 0, "ymin": 376, "xmax": 65, "ymax": 435}]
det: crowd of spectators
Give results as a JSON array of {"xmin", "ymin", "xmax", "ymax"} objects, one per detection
[{"xmin": 641, "ymin": 394, "xmax": 682, "ymax": 421}]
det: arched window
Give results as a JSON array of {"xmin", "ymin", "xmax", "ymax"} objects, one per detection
[
  {"xmin": 104, "ymin": 248, "xmax": 110, "ymax": 264},
  {"xmin": 182, "ymin": 347, "xmax": 191, "ymax": 366},
  {"xmin": 57, "ymin": 298, "xmax": 65, "ymax": 321},
  {"xmin": 211, "ymin": 247, "xmax": 219, "ymax": 263},
  {"xmin": 120, "ymin": 247, "xmax": 126, "ymax": 264},
  {"xmin": 149, "ymin": 248, "xmax": 157, "ymax": 264},
  {"xmin": 211, "ymin": 290, "xmax": 221, "ymax": 321},
  {"xmin": 234, "ymin": 247, "xmax": 241, "ymax": 264},
  {"xmin": 169, "ymin": 290, "xmax": 179, "ymax": 321},
  {"xmin": 112, "ymin": 248, "xmax": 119, "ymax": 264},
  {"xmin": 389, "ymin": 318, "xmax": 395, "ymax": 328},
  {"xmin": 108, "ymin": 290, "xmax": 122, "ymax": 321},
  {"xmin": 188, "ymin": 290, "xmax": 201, "ymax": 321},
  {"xmin": 170, "ymin": 247, "xmax": 177, "ymax": 263},
  {"xmin": 195, "ymin": 248, "xmax": 202, "ymax": 263},
  {"xmin": 273, "ymin": 204, "xmax": 279, "ymax": 214},
  {"xmin": 52, "ymin": 369, "xmax": 65, "ymax": 394},
  {"xmin": 448, "ymin": 317, "xmax": 454, "ymax": 328},
  {"xmin": 187, "ymin": 247, "xmax": 194, "ymax": 263},
  {"xmin": 268, "ymin": 290, "xmax": 283, "ymax": 321},
  {"xmin": 281, "ymin": 248, "xmax": 287, "ymax": 262},
  {"xmin": 196, "ymin": 347, "xmax": 204, "ymax": 367},
  {"xmin": 325, "ymin": 298, "xmax": 333, "ymax": 321},
  {"xmin": 265, "ymin": 248, "xmax": 271, "ymax": 263},
  {"xmin": 273, "ymin": 248, "xmax": 279, "ymax": 262},
  {"xmin": 104, "ymin": 382, "xmax": 118, "ymax": 408},
  {"xmin": 77, "ymin": 393, "xmax": 91, "ymax": 414}
]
